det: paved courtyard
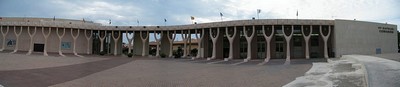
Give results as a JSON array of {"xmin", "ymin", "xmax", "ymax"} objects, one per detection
[{"xmin": 0, "ymin": 52, "xmax": 326, "ymax": 87}]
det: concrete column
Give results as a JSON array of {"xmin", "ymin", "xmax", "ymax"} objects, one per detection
[
  {"xmin": 140, "ymin": 31, "xmax": 149, "ymax": 56},
  {"xmin": 302, "ymin": 25, "xmax": 312, "ymax": 59},
  {"xmin": 167, "ymin": 31, "xmax": 176, "ymax": 57},
  {"xmin": 262, "ymin": 25, "xmax": 274, "ymax": 62},
  {"xmin": 98, "ymin": 30, "xmax": 106, "ymax": 52},
  {"xmin": 42, "ymin": 27, "xmax": 51, "ymax": 56},
  {"xmin": 207, "ymin": 28, "xmax": 220, "ymax": 60},
  {"xmin": 195, "ymin": 29, "xmax": 204, "ymax": 59},
  {"xmin": 320, "ymin": 25, "xmax": 331, "ymax": 58},
  {"xmin": 154, "ymin": 31, "xmax": 163, "ymax": 57},
  {"xmin": 160, "ymin": 31, "xmax": 170, "ymax": 57},
  {"xmin": 283, "ymin": 25, "xmax": 294, "ymax": 63},
  {"xmin": 188, "ymin": 30, "xmax": 192, "ymax": 57},
  {"xmin": 0, "ymin": 26, "xmax": 9, "ymax": 51},
  {"xmin": 125, "ymin": 31, "xmax": 134, "ymax": 54},
  {"xmin": 133, "ymin": 31, "xmax": 142, "ymax": 55},
  {"xmin": 224, "ymin": 26, "xmax": 237, "ymax": 61},
  {"xmin": 56, "ymin": 27, "xmax": 66, "ymax": 57},
  {"xmin": 11, "ymin": 26, "xmax": 22, "ymax": 53},
  {"xmin": 181, "ymin": 30, "xmax": 189, "ymax": 58},
  {"xmin": 112, "ymin": 30, "xmax": 121, "ymax": 56},
  {"xmin": 26, "ymin": 26, "xmax": 37, "ymax": 55},
  {"xmin": 85, "ymin": 30, "xmax": 93, "ymax": 54},
  {"xmin": 243, "ymin": 26, "xmax": 256, "ymax": 62},
  {"xmin": 71, "ymin": 29, "xmax": 81, "ymax": 57}
]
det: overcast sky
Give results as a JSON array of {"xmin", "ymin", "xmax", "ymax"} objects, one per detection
[{"xmin": 1, "ymin": 0, "xmax": 399, "ymax": 42}]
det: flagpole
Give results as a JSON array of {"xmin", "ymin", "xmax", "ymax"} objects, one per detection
[
  {"xmin": 164, "ymin": 18, "xmax": 167, "ymax": 26},
  {"xmin": 296, "ymin": 10, "xmax": 298, "ymax": 20},
  {"xmin": 257, "ymin": 9, "xmax": 259, "ymax": 19},
  {"xmin": 220, "ymin": 12, "xmax": 223, "ymax": 21},
  {"xmin": 137, "ymin": 20, "xmax": 139, "ymax": 26}
]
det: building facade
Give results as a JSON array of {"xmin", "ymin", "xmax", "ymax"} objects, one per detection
[{"xmin": 0, "ymin": 17, "xmax": 397, "ymax": 62}]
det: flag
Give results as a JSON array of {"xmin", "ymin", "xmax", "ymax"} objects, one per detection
[
  {"xmin": 220, "ymin": 12, "xmax": 223, "ymax": 16},
  {"xmin": 109, "ymin": 19, "xmax": 111, "ymax": 24},
  {"xmin": 296, "ymin": 10, "xmax": 298, "ymax": 16},
  {"xmin": 53, "ymin": 16, "xmax": 55, "ymax": 21},
  {"xmin": 164, "ymin": 18, "xmax": 167, "ymax": 22},
  {"xmin": 191, "ymin": 16, "xmax": 195, "ymax": 20},
  {"xmin": 257, "ymin": 9, "xmax": 261, "ymax": 14}
]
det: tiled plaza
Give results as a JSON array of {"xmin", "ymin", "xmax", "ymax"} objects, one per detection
[{"xmin": 0, "ymin": 52, "xmax": 325, "ymax": 87}]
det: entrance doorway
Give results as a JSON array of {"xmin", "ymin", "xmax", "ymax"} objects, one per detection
[
  {"xmin": 275, "ymin": 41, "xmax": 284, "ymax": 59},
  {"xmin": 292, "ymin": 36, "xmax": 304, "ymax": 58},
  {"xmin": 33, "ymin": 43, "xmax": 44, "ymax": 52}
]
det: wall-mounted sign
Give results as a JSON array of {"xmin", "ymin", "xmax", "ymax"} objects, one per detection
[{"xmin": 378, "ymin": 27, "xmax": 395, "ymax": 33}]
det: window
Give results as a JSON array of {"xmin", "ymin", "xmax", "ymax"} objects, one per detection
[
  {"xmin": 6, "ymin": 39, "xmax": 16, "ymax": 47},
  {"xmin": 61, "ymin": 42, "xmax": 71, "ymax": 49},
  {"xmin": 311, "ymin": 37, "xmax": 319, "ymax": 46}
]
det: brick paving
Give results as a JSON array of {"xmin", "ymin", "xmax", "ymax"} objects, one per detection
[
  {"xmin": 0, "ymin": 56, "xmax": 133, "ymax": 87},
  {"xmin": 0, "ymin": 53, "xmax": 326, "ymax": 87},
  {"xmin": 0, "ymin": 52, "xmax": 107, "ymax": 71},
  {"xmin": 51, "ymin": 58, "xmax": 320, "ymax": 87}
]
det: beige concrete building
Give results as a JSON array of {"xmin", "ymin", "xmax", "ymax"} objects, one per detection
[{"xmin": 0, "ymin": 17, "xmax": 397, "ymax": 63}]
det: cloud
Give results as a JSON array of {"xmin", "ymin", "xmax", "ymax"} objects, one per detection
[{"xmin": 0, "ymin": 0, "xmax": 399, "ymax": 42}]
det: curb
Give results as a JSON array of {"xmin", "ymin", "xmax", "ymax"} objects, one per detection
[{"xmin": 342, "ymin": 55, "xmax": 369, "ymax": 87}]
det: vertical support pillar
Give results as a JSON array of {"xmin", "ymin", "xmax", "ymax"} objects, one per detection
[
  {"xmin": 11, "ymin": 26, "xmax": 22, "ymax": 53},
  {"xmin": 71, "ymin": 29, "xmax": 81, "ymax": 57},
  {"xmin": 85, "ymin": 30, "xmax": 93, "ymax": 54},
  {"xmin": 262, "ymin": 25, "xmax": 274, "ymax": 62},
  {"xmin": 320, "ymin": 25, "xmax": 331, "ymax": 58},
  {"xmin": 302, "ymin": 25, "xmax": 312, "ymax": 59},
  {"xmin": 0, "ymin": 26, "xmax": 9, "ymax": 51},
  {"xmin": 195, "ymin": 29, "xmax": 204, "ymax": 59},
  {"xmin": 26, "ymin": 26, "xmax": 37, "ymax": 55},
  {"xmin": 56, "ymin": 27, "xmax": 66, "ymax": 57},
  {"xmin": 188, "ymin": 30, "xmax": 192, "ymax": 57},
  {"xmin": 243, "ymin": 26, "xmax": 255, "ymax": 62},
  {"xmin": 225, "ymin": 26, "xmax": 237, "ymax": 61},
  {"xmin": 112, "ymin": 30, "xmax": 121, "ymax": 56},
  {"xmin": 125, "ymin": 31, "xmax": 134, "ymax": 54},
  {"xmin": 42, "ymin": 27, "xmax": 51, "ymax": 56},
  {"xmin": 140, "ymin": 31, "xmax": 149, "ymax": 56},
  {"xmin": 167, "ymin": 31, "xmax": 176, "ymax": 57},
  {"xmin": 154, "ymin": 31, "xmax": 162, "ymax": 57},
  {"xmin": 181, "ymin": 30, "xmax": 189, "ymax": 58},
  {"xmin": 207, "ymin": 28, "xmax": 220, "ymax": 60},
  {"xmin": 160, "ymin": 31, "xmax": 170, "ymax": 57},
  {"xmin": 98, "ymin": 30, "xmax": 106, "ymax": 52},
  {"xmin": 283, "ymin": 25, "xmax": 294, "ymax": 64}
]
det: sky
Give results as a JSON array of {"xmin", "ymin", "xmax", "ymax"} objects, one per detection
[{"xmin": 1, "ymin": 0, "xmax": 399, "ymax": 42}]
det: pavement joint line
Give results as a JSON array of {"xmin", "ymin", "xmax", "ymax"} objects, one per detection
[
  {"xmin": 207, "ymin": 60, "xmax": 226, "ymax": 64},
  {"xmin": 258, "ymin": 61, "xmax": 267, "ymax": 65},
  {"xmin": 232, "ymin": 61, "xmax": 247, "ymax": 65}
]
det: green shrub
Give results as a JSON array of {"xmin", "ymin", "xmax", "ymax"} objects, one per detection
[
  {"xmin": 127, "ymin": 53, "xmax": 133, "ymax": 58},
  {"xmin": 174, "ymin": 47, "xmax": 183, "ymax": 58},
  {"xmin": 99, "ymin": 51, "xmax": 106, "ymax": 56},
  {"xmin": 160, "ymin": 53, "xmax": 166, "ymax": 58},
  {"xmin": 191, "ymin": 48, "xmax": 198, "ymax": 56},
  {"xmin": 149, "ymin": 48, "xmax": 156, "ymax": 56}
]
